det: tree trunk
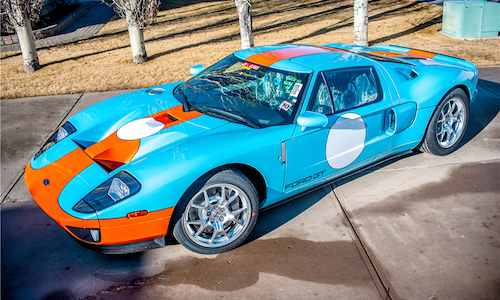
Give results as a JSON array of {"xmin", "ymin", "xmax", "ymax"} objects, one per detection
[
  {"xmin": 126, "ymin": 14, "xmax": 147, "ymax": 63},
  {"xmin": 14, "ymin": 14, "xmax": 40, "ymax": 72},
  {"xmin": 235, "ymin": 0, "xmax": 254, "ymax": 49},
  {"xmin": 353, "ymin": 0, "xmax": 368, "ymax": 47}
]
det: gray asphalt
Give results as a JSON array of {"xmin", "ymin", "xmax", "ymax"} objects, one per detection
[{"xmin": 1, "ymin": 67, "xmax": 499, "ymax": 300}]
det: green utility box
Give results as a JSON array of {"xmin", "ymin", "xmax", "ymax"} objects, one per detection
[{"xmin": 442, "ymin": 0, "xmax": 500, "ymax": 38}]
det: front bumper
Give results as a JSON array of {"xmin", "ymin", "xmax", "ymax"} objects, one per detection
[
  {"xmin": 25, "ymin": 148, "xmax": 174, "ymax": 252},
  {"xmin": 71, "ymin": 235, "xmax": 167, "ymax": 255}
]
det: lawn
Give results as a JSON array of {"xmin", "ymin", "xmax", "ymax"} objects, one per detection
[{"xmin": 1, "ymin": 0, "xmax": 498, "ymax": 99}]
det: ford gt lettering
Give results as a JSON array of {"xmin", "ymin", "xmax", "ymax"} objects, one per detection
[{"xmin": 285, "ymin": 170, "xmax": 327, "ymax": 190}]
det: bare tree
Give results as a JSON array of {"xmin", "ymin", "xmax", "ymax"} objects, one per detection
[
  {"xmin": 234, "ymin": 0, "xmax": 253, "ymax": 49},
  {"xmin": 1, "ymin": 0, "xmax": 43, "ymax": 72},
  {"xmin": 106, "ymin": 0, "xmax": 160, "ymax": 63},
  {"xmin": 353, "ymin": 0, "xmax": 368, "ymax": 47}
]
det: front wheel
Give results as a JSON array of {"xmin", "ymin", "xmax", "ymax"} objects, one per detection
[
  {"xmin": 173, "ymin": 168, "xmax": 259, "ymax": 254},
  {"xmin": 420, "ymin": 88, "xmax": 470, "ymax": 156}
]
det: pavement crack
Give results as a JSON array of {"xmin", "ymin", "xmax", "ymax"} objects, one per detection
[{"xmin": 332, "ymin": 185, "xmax": 401, "ymax": 300}]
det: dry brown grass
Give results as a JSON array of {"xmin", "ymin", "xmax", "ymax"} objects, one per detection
[{"xmin": 1, "ymin": 0, "xmax": 499, "ymax": 99}]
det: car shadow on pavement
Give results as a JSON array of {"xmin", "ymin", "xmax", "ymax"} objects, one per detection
[
  {"xmin": 2, "ymin": 187, "xmax": 378, "ymax": 299},
  {"xmin": 1, "ymin": 201, "xmax": 148, "ymax": 300},
  {"xmin": 248, "ymin": 187, "xmax": 332, "ymax": 241}
]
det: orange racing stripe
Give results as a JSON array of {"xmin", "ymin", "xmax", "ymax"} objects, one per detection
[
  {"xmin": 85, "ymin": 132, "xmax": 140, "ymax": 170},
  {"xmin": 370, "ymin": 50, "xmax": 437, "ymax": 59},
  {"xmin": 407, "ymin": 49, "xmax": 437, "ymax": 58},
  {"xmin": 25, "ymin": 148, "xmax": 99, "ymax": 228},
  {"xmin": 246, "ymin": 46, "xmax": 345, "ymax": 67},
  {"xmin": 150, "ymin": 104, "xmax": 202, "ymax": 129},
  {"xmin": 85, "ymin": 105, "xmax": 202, "ymax": 170}
]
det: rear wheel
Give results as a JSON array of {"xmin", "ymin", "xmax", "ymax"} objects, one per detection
[
  {"xmin": 420, "ymin": 88, "xmax": 469, "ymax": 156},
  {"xmin": 173, "ymin": 168, "xmax": 259, "ymax": 254}
]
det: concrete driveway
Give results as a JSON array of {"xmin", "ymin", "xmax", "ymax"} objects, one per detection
[{"xmin": 1, "ymin": 67, "xmax": 499, "ymax": 300}]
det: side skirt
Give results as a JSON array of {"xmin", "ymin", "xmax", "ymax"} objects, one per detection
[{"xmin": 262, "ymin": 150, "xmax": 416, "ymax": 212}]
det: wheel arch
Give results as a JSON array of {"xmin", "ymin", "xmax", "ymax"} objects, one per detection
[
  {"xmin": 417, "ymin": 86, "xmax": 469, "ymax": 154},
  {"xmin": 454, "ymin": 84, "xmax": 471, "ymax": 103},
  {"xmin": 166, "ymin": 163, "xmax": 267, "ymax": 239},
  {"xmin": 222, "ymin": 163, "xmax": 267, "ymax": 204}
]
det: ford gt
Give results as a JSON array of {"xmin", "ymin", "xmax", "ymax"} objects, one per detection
[{"xmin": 25, "ymin": 43, "xmax": 478, "ymax": 254}]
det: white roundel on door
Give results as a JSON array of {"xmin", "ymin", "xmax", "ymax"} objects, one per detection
[{"xmin": 326, "ymin": 113, "xmax": 366, "ymax": 169}]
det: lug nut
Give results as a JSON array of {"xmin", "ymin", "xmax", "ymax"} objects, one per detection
[
  {"xmin": 210, "ymin": 218, "xmax": 215, "ymax": 223},
  {"xmin": 207, "ymin": 212, "xmax": 211, "ymax": 216}
]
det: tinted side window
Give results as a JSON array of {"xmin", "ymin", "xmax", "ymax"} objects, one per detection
[
  {"xmin": 307, "ymin": 74, "xmax": 333, "ymax": 115},
  {"xmin": 323, "ymin": 67, "xmax": 381, "ymax": 112}
]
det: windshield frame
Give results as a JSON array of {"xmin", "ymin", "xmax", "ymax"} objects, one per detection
[{"xmin": 174, "ymin": 54, "xmax": 312, "ymax": 128}]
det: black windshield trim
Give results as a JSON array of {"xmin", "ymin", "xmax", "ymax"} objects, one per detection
[{"xmin": 194, "ymin": 105, "xmax": 261, "ymax": 129}]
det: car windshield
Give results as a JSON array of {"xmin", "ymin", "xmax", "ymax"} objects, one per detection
[{"xmin": 174, "ymin": 55, "xmax": 311, "ymax": 128}]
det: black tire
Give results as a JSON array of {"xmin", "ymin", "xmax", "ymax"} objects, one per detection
[
  {"xmin": 420, "ymin": 88, "xmax": 469, "ymax": 156},
  {"xmin": 173, "ymin": 168, "xmax": 259, "ymax": 254}
]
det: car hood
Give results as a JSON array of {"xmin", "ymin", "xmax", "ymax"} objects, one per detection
[{"xmin": 31, "ymin": 82, "xmax": 230, "ymax": 171}]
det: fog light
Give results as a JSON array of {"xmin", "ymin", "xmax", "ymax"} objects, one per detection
[
  {"xmin": 90, "ymin": 229, "xmax": 100, "ymax": 242},
  {"xmin": 67, "ymin": 226, "xmax": 101, "ymax": 243}
]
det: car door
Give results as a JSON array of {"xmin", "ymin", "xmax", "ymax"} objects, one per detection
[{"xmin": 283, "ymin": 66, "xmax": 395, "ymax": 193}]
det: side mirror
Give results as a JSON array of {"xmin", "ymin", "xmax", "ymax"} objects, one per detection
[
  {"xmin": 189, "ymin": 64, "xmax": 205, "ymax": 76},
  {"xmin": 297, "ymin": 112, "xmax": 328, "ymax": 131}
]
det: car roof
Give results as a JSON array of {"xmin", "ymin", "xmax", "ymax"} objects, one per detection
[{"xmin": 233, "ymin": 44, "xmax": 378, "ymax": 73}]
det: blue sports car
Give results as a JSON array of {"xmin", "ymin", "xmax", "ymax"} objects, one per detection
[{"xmin": 25, "ymin": 44, "xmax": 478, "ymax": 254}]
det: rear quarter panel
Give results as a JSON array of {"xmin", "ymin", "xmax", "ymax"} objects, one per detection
[{"xmin": 380, "ymin": 63, "xmax": 476, "ymax": 155}]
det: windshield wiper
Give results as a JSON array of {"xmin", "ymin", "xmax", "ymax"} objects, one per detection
[
  {"xmin": 174, "ymin": 86, "xmax": 191, "ymax": 112},
  {"xmin": 194, "ymin": 105, "xmax": 261, "ymax": 129}
]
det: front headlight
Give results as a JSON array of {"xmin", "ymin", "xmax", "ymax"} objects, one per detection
[
  {"xmin": 35, "ymin": 122, "xmax": 77, "ymax": 159},
  {"xmin": 73, "ymin": 171, "xmax": 141, "ymax": 213}
]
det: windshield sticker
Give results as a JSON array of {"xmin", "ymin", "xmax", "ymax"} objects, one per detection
[
  {"xmin": 289, "ymin": 83, "xmax": 303, "ymax": 97},
  {"xmin": 242, "ymin": 62, "xmax": 260, "ymax": 70},
  {"xmin": 279, "ymin": 101, "xmax": 293, "ymax": 111}
]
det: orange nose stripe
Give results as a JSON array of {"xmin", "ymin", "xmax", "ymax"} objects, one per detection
[
  {"xmin": 25, "ymin": 148, "xmax": 99, "ymax": 228},
  {"xmin": 85, "ymin": 132, "xmax": 140, "ymax": 170}
]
